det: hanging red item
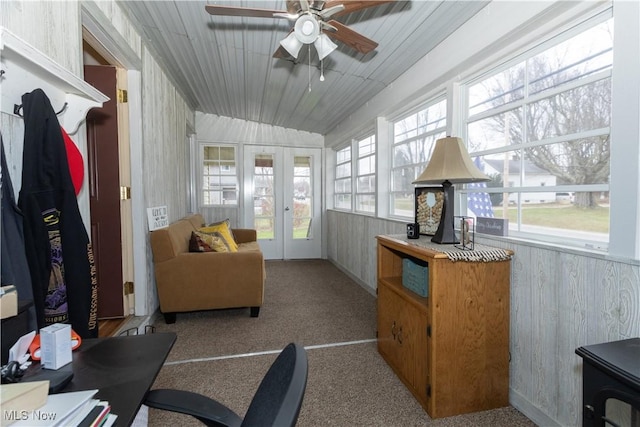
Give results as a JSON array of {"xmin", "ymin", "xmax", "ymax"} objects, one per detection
[{"xmin": 61, "ymin": 128, "xmax": 84, "ymax": 195}]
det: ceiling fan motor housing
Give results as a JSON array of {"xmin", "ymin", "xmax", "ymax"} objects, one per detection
[{"xmin": 294, "ymin": 14, "xmax": 320, "ymax": 44}]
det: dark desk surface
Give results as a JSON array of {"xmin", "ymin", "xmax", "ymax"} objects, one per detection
[
  {"xmin": 575, "ymin": 337, "xmax": 640, "ymax": 391},
  {"xmin": 26, "ymin": 332, "xmax": 176, "ymax": 426}
]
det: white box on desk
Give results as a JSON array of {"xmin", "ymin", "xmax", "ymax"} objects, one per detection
[{"xmin": 40, "ymin": 323, "xmax": 72, "ymax": 370}]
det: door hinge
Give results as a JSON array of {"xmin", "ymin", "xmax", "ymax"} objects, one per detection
[
  {"xmin": 427, "ymin": 325, "xmax": 431, "ymax": 337},
  {"xmin": 120, "ymin": 186, "xmax": 131, "ymax": 200},
  {"xmin": 124, "ymin": 281, "xmax": 134, "ymax": 295},
  {"xmin": 426, "ymin": 384, "xmax": 431, "ymax": 397},
  {"xmin": 117, "ymin": 89, "xmax": 128, "ymax": 103}
]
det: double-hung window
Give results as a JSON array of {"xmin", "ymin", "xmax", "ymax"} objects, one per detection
[
  {"xmin": 355, "ymin": 135, "xmax": 376, "ymax": 214},
  {"xmin": 202, "ymin": 145, "xmax": 238, "ymax": 206},
  {"xmin": 334, "ymin": 145, "xmax": 352, "ymax": 210},
  {"xmin": 464, "ymin": 12, "xmax": 613, "ymax": 248},
  {"xmin": 390, "ymin": 98, "xmax": 447, "ymax": 218}
]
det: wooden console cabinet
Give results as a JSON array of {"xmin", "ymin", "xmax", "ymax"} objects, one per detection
[{"xmin": 376, "ymin": 235, "xmax": 512, "ymax": 418}]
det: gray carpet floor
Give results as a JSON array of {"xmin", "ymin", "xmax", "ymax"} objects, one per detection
[{"xmin": 148, "ymin": 259, "xmax": 536, "ymax": 426}]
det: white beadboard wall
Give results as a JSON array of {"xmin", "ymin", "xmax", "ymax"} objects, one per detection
[
  {"xmin": 327, "ymin": 209, "xmax": 640, "ymax": 427},
  {"xmin": 89, "ymin": 0, "xmax": 142, "ymax": 58},
  {"xmin": 141, "ymin": 49, "xmax": 193, "ymax": 312},
  {"xmin": 1, "ymin": 0, "xmax": 195, "ymax": 318},
  {"xmin": 1, "ymin": 1, "xmax": 82, "ymax": 75}
]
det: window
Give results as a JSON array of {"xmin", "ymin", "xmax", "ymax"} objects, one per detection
[
  {"xmin": 293, "ymin": 156, "xmax": 313, "ymax": 238},
  {"xmin": 202, "ymin": 145, "xmax": 238, "ymax": 206},
  {"xmin": 355, "ymin": 135, "xmax": 376, "ymax": 214},
  {"xmin": 464, "ymin": 14, "xmax": 612, "ymax": 247},
  {"xmin": 334, "ymin": 145, "xmax": 352, "ymax": 210},
  {"xmin": 391, "ymin": 98, "xmax": 447, "ymax": 217},
  {"xmin": 253, "ymin": 154, "xmax": 275, "ymax": 238}
]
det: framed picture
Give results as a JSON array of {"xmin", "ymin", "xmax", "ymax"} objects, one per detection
[{"xmin": 415, "ymin": 186, "xmax": 444, "ymax": 236}]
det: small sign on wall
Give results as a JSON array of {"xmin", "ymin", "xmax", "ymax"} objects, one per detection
[
  {"xmin": 476, "ymin": 217, "xmax": 509, "ymax": 236},
  {"xmin": 147, "ymin": 206, "xmax": 168, "ymax": 231}
]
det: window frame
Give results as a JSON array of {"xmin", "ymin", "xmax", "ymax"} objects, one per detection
[
  {"xmin": 354, "ymin": 134, "xmax": 377, "ymax": 215},
  {"xmin": 389, "ymin": 96, "xmax": 447, "ymax": 219},
  {"xmin": 200, "ymin": 143, "xmax": 239, "ymax": 207},
  {"xmin": 458, "ymin": 9, "xmax": 614, "ymax": 250},
  {"xmin": 333, "ymin": 144, "xmax": 352, "ymax": 211}
]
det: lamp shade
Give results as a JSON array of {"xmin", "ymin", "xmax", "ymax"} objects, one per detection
[
  {"xmin": 314, "ymin": 34, "xmax": 337, "ymax": 60},
  {"xmin": 413, "ymin": 137, "xmax": 490, "ymax": 184},
  {"xmin": 280, "ymin": 32, "xmax": 304, "ymax": 58}
]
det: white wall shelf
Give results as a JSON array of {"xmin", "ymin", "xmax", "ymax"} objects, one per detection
[{"xmin": 0, "ymin": 26, "xmax": 109, "ymax": 135}]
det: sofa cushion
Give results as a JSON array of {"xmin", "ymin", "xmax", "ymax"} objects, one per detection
[
  {"xmin": 238, "ymin": 241, "xmax": 262, "ymax": 252},
  {"xmin": 189, "ymin": 231, "xmax": 231, "ymax": 253},
  {"xmin": 199, "ymin": 219, "xmax": 238, "ymax": 252}
]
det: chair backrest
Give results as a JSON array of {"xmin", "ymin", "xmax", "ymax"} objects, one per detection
[{"xmin": 241, "ymin": 343, "xmax": 308, "ymax": 427}]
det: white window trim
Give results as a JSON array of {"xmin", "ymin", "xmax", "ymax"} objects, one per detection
[
  {"xmin": 355, "ymin": 134, "xmax": 377, "ymax": 215},
  {"xmin": 199, "ymin": 142, "xmax": 238, "ymax": 207},
  {"xmin": 456, "ymin": 9, "xmax": 615, "ymax": 251}
]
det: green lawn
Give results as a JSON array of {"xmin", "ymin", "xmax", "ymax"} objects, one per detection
[
  {"xmin": 498, "ymin": 204, "xmax": 609, "ymax": 233},
  {"xmin": 256, "ymin": 225, "xmax": 309, "ymax": 239},
  {"xmin": 395, "ymin": 196, "xmax": 610, "ymax": 233}
]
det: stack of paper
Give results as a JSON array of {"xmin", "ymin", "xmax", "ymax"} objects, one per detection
[
  {"xmin": 8, "ymin": 389, "xmax": 116, "ymax": 427},
  {"xmin": 0, "ymin": 381, "xmax": 49, "ymax": 426},
  {"xmin": 65, "ymin": 398, "xmax": 115, "ymax": 427}
]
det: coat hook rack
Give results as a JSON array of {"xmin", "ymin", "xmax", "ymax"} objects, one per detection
[
  {"xmin": 13, "ymin": 101, "xmax": 68, "ymax": 118},
  {"xmin": 1, "ymin": 27, "xmax": 108, "ymax": 134}
]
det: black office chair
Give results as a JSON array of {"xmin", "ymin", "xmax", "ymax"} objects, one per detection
[{"xmin": 144, "ymin": 343, "xmax": 308, "ymax": 427}]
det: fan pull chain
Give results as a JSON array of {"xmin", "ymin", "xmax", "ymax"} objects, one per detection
[
  {"xmin": 308, "ymin": 45, "xmax": 312, "ymax": 92},
  {"xmin": 320, "ymin": 59, "xmax": 325, "ymax": 82}
]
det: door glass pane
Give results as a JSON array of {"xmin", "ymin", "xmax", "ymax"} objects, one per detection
[
  {"xmin": 293, "ymin": 156, "xmax": 312, "ymax": 239},
  {"xmin": 254, "ymin": 154, "xmax": 275, "ymax": 239},
  {"xmin": 605, "ymin": 398, "xmax": 638, "ymax": 427}
]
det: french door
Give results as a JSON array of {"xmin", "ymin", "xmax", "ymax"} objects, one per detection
[{"xmin": 243, "ymin": 146, "xmax": 321, "ymax": 260}]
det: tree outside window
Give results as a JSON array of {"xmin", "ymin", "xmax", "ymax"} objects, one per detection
[{"xmin": 465, "ymin": 15, "xmax": 612, "ymax": 245}]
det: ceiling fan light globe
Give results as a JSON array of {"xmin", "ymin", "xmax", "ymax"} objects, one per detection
[
  {"xmin": 314, "ymin": 34, "xmax": 337, "ymax": 60},
  {"xmin": 294, "ymin": 14, "xmax": 319, "ymax": 44},
  {"xmin": 280, "ymin": 32, "xmax": 304, "ymax": 58}
]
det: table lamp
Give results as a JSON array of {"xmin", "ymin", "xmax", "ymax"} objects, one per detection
[{"xmin": 413, "ymin": 136, "xmax": 490, "ymax": 244}]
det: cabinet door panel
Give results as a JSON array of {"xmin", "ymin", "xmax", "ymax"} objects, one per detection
[
  {"xmin": 397, "ymin": 298, "xmax": 429, "ymax": 401},
  {"xmin": 378, "ymin": 282, "xmax": 429, "ymax": 403},
  {"xmin": 377, "ymin": 282, "xmax": 401, "ymax": 368}
]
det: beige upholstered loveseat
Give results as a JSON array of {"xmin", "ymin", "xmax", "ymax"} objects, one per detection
[{"xmin": 150, "ymin": 214, "xmax": 265, "ymax": 323}]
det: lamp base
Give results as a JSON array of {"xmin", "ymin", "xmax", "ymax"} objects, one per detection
[{"xmin": 431, "ymin": 180, "xmax": 459, "ymax": 244}]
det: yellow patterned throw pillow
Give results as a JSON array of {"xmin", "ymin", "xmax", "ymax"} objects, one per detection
[
  {"xmin": 198, "ymin": 219, "xmax": 238, "ymax": 252},
  {"xmin": 189, "ymin": 231, "xmax": 230, "ymax": 253}
]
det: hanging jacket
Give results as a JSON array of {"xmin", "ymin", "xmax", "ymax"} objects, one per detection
[
  {"xmin": 1, "ymin": 136, "xmax": 37, "ymax": 332},
  {"xmin": 17, "ymin": 89, "xmax": 98, "ymax": 339}
]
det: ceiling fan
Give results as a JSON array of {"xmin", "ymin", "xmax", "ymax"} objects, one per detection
[{"xmin": 205, "ymin": 0, "xmax": 394, "ymax": 60}]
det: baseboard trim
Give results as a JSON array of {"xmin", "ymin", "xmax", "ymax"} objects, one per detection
[
  {"xmin": 113, "ymin": 312, "xmax": 160, "ymax": 336},
  {"xmin": 510, "ymin": 388, "xmax": 561, "ymax": 427},
  {"xmin": 327, "ymin": 259, "xmax": 377, "ymax": 297}
]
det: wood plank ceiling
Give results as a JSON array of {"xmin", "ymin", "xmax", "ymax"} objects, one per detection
[{"xmin": 119, "ymin": 1, "xmax": 488, "ymax": 135}]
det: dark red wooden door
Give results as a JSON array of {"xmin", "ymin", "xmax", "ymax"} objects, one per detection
[{"xmin": 84, "ymin": 65, "xmax": 124, "ymax": 319}]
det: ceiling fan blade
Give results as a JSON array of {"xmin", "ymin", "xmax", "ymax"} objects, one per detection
[
  {"xmin": 318, "ymin": 4, "xmax": 345, "ymax": 19},
  {"xmin": 205, "ymin": 5, "xmax": 287, "ymax": 19},
  {"xmin": 273, "ymin": 45, "xmax": 290, "ymax": 58},
  {"xmin": 324, "ymin": 20, "xmax": 378, "ymax": 54},
  {"xmin": 323, "ymin": 0, "xmax": 394, "ymax": 17},
  {"xmin": 286, "ymin": 0, "xmax": 302, "ymax": 14}
]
